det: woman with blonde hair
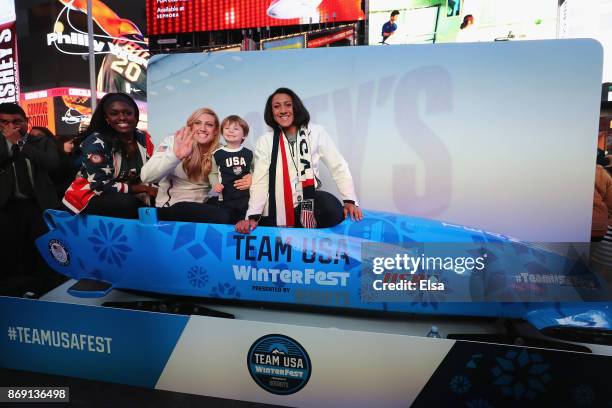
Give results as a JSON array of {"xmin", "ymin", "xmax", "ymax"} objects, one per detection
[{"xmin": 141, "ymin": 107, "xmax": 249, "ymax": 222}]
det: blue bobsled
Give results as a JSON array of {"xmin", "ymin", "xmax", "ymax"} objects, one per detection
[{"xmin": 35, "ymin": 208, "xmax": 612, "ymax": 334}]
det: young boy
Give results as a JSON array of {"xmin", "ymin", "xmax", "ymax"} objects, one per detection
[{"xmin": 210, "ymin": 115, "xmax": 253, "ymax": 223}]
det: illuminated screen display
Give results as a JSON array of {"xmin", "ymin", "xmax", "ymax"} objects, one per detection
[
  {"xmin": 147, "ymin": 0, "xmax": 364, "ymax": 35},
  {"xmin": 0, "ymin": 20, "xmax": 18, "ymax": 104},
  {"xmin": 307, "ymin": 26, "xmax": 354, "ymax": 47},
  {"xmin": 16, "ymin": 1, "xmax": 148, "ymax": 104},
  {"xmin": 261, "ymin": 34, "xmax": 305, "ymax": 50},
  {"xmin": 368, "ymin": 0, "xmax": 557, "ymax": 45},
  {"xmin": 20, "ymin": 87, "xmax": 148, "ymax": 134},
  {"xmin": 559, "ymin": 0, "xmax": 612, "ymax": 82}
]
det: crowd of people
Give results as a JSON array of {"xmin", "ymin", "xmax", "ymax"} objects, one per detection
[{"xmin": 0, "ymin": 89, "xmax": 363, "ymax": 296}]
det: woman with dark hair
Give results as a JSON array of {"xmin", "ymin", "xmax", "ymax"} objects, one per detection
[
  {"xmin": 62, "ymin": 92, "xmax": 156, "ymax": 218},
  {"xmin": 49, "ymin": 134, "xmax": 80, "ymax": 197},
  {"xmin": 140, "ymin": 107, "xmax": 241, "ymax": 223},
  {"xmin": 236, "ymin": 88, "xmax": 362, "ymax": 233}
]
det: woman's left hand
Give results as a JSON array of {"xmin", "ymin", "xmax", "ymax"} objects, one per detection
[
  {"xmin": 234, "ymin": 173, "xmax": 252, "ymax": 190},
  {"xmin": 343, "ymin": 203, "xmax": 363, "ymax": 221}
]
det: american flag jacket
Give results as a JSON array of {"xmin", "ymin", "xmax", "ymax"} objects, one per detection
[{"xmin": 62, "ymin": 129, "xmax": 154, "ymax": 214}]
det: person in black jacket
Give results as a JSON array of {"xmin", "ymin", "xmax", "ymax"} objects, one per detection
[{"xmin": 0, "ymin": 103, "xmax": 60, "ymax": 295}]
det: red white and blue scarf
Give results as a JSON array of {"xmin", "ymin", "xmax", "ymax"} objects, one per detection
[{"xmin": 268, "ymin": 126, "xmax": 316, "ymax": 228}]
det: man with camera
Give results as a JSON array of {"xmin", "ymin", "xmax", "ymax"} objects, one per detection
[{"xmin": 0, "ymin": 103, "xmax": 59, "ymax": 295}]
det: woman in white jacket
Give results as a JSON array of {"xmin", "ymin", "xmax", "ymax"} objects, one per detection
[
  {"xmin": 236, "ymin": 88, "xmax": 362, "ymax": 233},
  {"xmin": 141, "ymin": 107, "xmax": 249, "ymax": 223}
]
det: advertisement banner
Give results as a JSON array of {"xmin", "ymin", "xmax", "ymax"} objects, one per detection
[
  {"xmin": 20, "ymin": 87, "xmax": 101, "ymax": 135},
  {"xmin": 147, "ymin": 0, "xmax": 364, "ymax": 35},
  {"xmin": 558, "ymin": 0, "xmax": 612, "ymax": 82},
  {"xmin": 17, "ymin": 1, "xmax": 147, "ymax": 104},
  {"xmin": 54, "ymin": 94, "xmax": 92, "ymax": 135},
  {"xmin": 0, "ymin": 20, "xmax": 18, "ymax": 103},
  {"xmin": 0, "ymin": 297, "xmax": 188, "ymax": 388},
  {"xmin": 367, "ymin": 0, "xmax": 558, "ymax": 46},
  {"xmin": 368, "ymin": 3, "xmax": 440, "ymax": 45},
  {"xmin": 209, "ymin": 45, "xmax": 242, "ymax": 53},
  {"xmin": 261, "ymin": 34, "xmax": 306, "ymax": 50},
  {"xmin": 21, "ymin": 96, "xmax": 55, "ymax": 132},
  {"xmin": 307, "ymin": 26, "xmax": 354, "ymax": 48},
  {"xmin": 3, "ymin": 296, "xmax": 611, "ymax": 407}
]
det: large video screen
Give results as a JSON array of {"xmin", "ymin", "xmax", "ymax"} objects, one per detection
[
  {"xmin": 147, "ymin": 0, "xmax": 364, "ymax": 35},
  {"xmin": 368, "ymin": 0, "xmax": 558, "ymax": 45},
  {"xmin": 559, "ymin": 0, "xmax": 612, "ymax": 82},
  {"xmin": 368, "ymin": 3, "xmax": 439, "ymax": 45},
  {"xmin": 261, "ymin": 34, "xmax": 306, "ymax": 51},
  {"xmin": 17, "ymin": 1, "xmax": 148, "ymax": 105}
]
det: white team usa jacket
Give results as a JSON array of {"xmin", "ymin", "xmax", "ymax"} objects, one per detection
[{"xmin": 247, "ymin": 123, "xmax": 359, "ymax": 219}]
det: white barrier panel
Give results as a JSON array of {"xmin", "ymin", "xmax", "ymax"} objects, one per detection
[{"xmin": 149, "ymin": 41, "xmax": 602, "ymax": 242}]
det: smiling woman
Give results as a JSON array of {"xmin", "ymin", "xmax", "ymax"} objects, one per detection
[
  {"xmin": 139, "ymin": 107, "xmax": 241, "ymax": 224},
  {"xmin": 235, "ymin": 88, "xmax": 363, "ymax": 234},
  {"xmin": 62, "ymin": 93, "xmax": 156, "ymax": 218}
]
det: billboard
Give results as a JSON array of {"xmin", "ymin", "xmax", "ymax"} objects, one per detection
[
  {"xmin": 559, "ymin": 0, "xmax": 612, "ymax": 82},
  {"xmin": 148, "ymin": 41, "xmax": 602, "ymax": 242},
  {"xmin": 209, "ymin": 45, "xmax": 243, "ymax": 53},
  {"xmin": 20, "ymin": 87, "xmax": 97, "ymax": 135},
  {"xmin": 17, "ymin": 1, "xmax": 148, "ymax": 103},
  {"xmin": 307, "ymin": 25, "xmax": 355, "ymax": 48},
  {"xmin": 19, "ymin": 87, "xmax": 148, "ymax": 135},
  {"xmin": 0, "ymin": 1, "xmax": 18, "ymax": 103},
  {"xmin": 147, "ymin": 0, "xmax": 364, "ymax": 35},
  {"xmin": 368, "ymin": 0, "xmax": 558, "ymax": 45},
  {"xmin": 261, "ymin": 34, "xmax": 306, "ymax": 51},
  {"xmin": 367, "ymin": 0, "xmax": 612, "ymax": 81},
  {"xmin": 368, "ymin": 3, "xmax": 440, "ymax": 45},
  {"xmin": 21, "ymin": 94, "xmax": 55, "ymax": 131}
]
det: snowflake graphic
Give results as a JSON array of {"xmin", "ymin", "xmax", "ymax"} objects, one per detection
[
  {"xmin": 187, "ymin": 266, "xmax": 209, "ymax": 289},
  {"xmin": 491, "ymin": 349, "xmax": 551, "ymax": 400},
  {"xmin": 88, "ymin": 220, "xmax": 131, "ymax": 267},
  {"xmin": 572, "ymin": 385, "xmax": 595, "ymax": 406},
  {"xmin": 210, "ymin": 282, "xmax": 241, "ymax": 299},
  {"xmin": 450, "ymin": 375, "xmax": 471, "ymax": 394}
]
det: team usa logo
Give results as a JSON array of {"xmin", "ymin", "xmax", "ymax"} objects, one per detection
[
  {"xmin": 48, "ymin": 239, "xmax": 70, "ymax": 266},
  {"xmin": 247, "ymin": 334, "xmax": 311, "ymax": 395}
]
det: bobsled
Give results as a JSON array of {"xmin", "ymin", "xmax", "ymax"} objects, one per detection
[{"xmin": 36, "ymin": 208, "xmax": 612, "ymax": 340}]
